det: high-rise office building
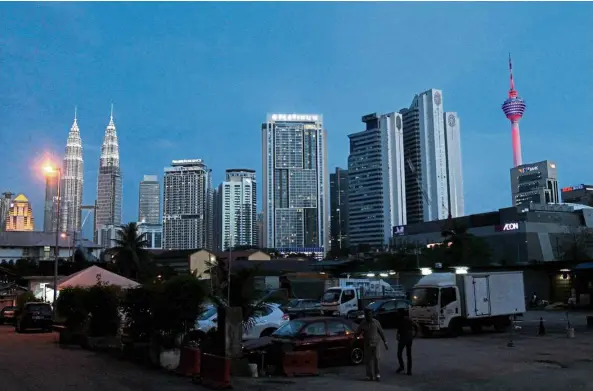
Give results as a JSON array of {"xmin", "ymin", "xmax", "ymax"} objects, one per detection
[
  {"xmin": 347, "ymin": 113, "xmax": 406, "ymax": 249},
  {"xmin": 329, "ymin": 167, "xmax": 349, "ymax": 252},
  {"xmin": 60, "ymin": 110, "xmax": 84, "ymax": 234},
  {"xmin": 6, "ymin": 194, "xmax": 34, "ymax": 231},
  {"xmin": 0, "ymin": 192, "xmax": 13, "ymax": 232},
  {"xmin": 162, "ymin": 159, "xmax": 212, "ymax": 250},
  {"xmin": 510, "ymin": 160, "xmax": 559, "ymax": 208},
  {"xmin": 262, "ymin": 114, "xmax": 329, "ymax": 256},
  {"xmin": 400, "ymin": 89, "xmax": 464, "ymax": 224},
  {"xmin": 256, "ymin": 211, "xmax": 264, "ymax": 249},
  {"xmin": 138, "ymin": 223, "xmax": 163, "ymax": 249},
  {"xmin": 96, "ymin": 107, "xmax": 123, "ymax": 235},
  {"xmin": 212, "ymin": 186, "xmax": 223, "ymax": 251},
  {"xmin": 138, "ymin": 175, "xmax": 160, "ymax": 224},
  {"xmin": 561, "ymin": 184, "xmax": 593, "ymax": 207},
  {"xmin": 221, "ymin": 169, "xmax": 257, "ymax": 250},
  {"xmin": 43, "ymin": 175, "xmax": 59, "ymax": 233}
]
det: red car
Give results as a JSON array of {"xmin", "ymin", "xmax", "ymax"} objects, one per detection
[{"xmin": 243, "ymin": 317, "xmax": 364, "ymax": 366}]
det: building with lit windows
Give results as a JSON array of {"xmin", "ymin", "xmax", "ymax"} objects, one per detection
[
  {"xmin": 261, "ymin": 114, "xmax": 329, "ymax": 257},
  {"xmin": 347, "ymin": 112, "xmax": 407, "ymax": 249},
  {"xmin": 6, "ymin": 194, "xmax": 34, "ymax": 232},
  {"xmin": 138, "ymin": 175, "xmax": 160, "ymax": 224},
  {"xmin": 561, "ymin": 184, "xmax": 593, "ymax": 207},
  {"xmin": 162, "ymin": 159, "xmax": 213, "ymax": 250},
  {"xmin": 221, "ymin": 169, "xmax": 257, "ymax": 250},
  {"xmin": 510, "ymin": 160, "xmax": 559, "ymax": 208}
]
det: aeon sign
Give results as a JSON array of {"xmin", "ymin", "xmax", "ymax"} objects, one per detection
[{"xmin": 496, "ymin": 222, "xmax": 520, "ymax": 232}]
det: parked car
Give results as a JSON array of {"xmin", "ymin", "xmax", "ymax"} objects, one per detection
[
  {"xmin": 193, "ymin": 303, "xmax": 290, "ymax": 340},
  {"xmin": 243, "ymin": 317, "xmax": 365, "ymax": 367},
  {"xmin": 14, "ymin": 302, "xmax": 53, "ymax": 333},
  {"xmin": 0, "ymin": 306, "xmax": 16, "ymax": 324},
  {"xmin": 281, "ymin": 299, "xmax": 322, "ymax": 319},
  {"xmin": 348, "ymin": 298, "xmax": 411, "ymax": 328}
]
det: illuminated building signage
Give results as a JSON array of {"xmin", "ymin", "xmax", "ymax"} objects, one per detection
[
  {"xmin": 270, "ymin": 114, "xmax": 320, "ymax": 122},
  {"xmin": 392, "ymin": 225, "xmax": 405, "ymax": 236},
  {"xmin": 562, "ymin": 185, "xmax": 585, "ymax": 193},
  {"xmin": 426, "ymin": 242, "xmax": 452, "ymax": 249},
  {"xmin": 518, "ymin": 166, "xmax": 539, "ymax": 174},
  {"xmin": 495, "ymin": 222, "xmax": 520, "ymax": 232}
]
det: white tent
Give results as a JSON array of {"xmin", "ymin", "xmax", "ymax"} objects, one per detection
[{"xmin": 56, "ymin": 265, "xmax": 140, "ymax": 290}]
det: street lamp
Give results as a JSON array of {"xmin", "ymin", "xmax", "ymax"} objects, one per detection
[{"xmin": 43, "ymin": 163, "xmax": 61, "ymax": 315}]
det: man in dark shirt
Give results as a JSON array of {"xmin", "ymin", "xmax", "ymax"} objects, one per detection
[{"xmin": 396, "ymin": 309, "xmax": 415, "ymax": 375}]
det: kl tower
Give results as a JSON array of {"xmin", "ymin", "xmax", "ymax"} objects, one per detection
[{"xmin": 501, "ymin": 54, "xmax": 526, "ymax": 167}]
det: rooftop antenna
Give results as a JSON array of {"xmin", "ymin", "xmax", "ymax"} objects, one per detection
[
  {"xmin": 110, "ymin": 103, "xmax": 114, "ymax": 121},
  {"xmin": 74, "ymin": 105, "xmax": 78, "ymax": 121}
]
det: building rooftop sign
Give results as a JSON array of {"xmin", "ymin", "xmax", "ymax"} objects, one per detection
[
  {"xmin": 269, "ymin": 114, "xmax": 321, "ymax": 122},
  {"xmin": 562, "ymin": 185, "xmax": 586, "ymax": 193},
  {"xmin": 171, "ymin": 159, "xmax": 203, "ymax": 166}
]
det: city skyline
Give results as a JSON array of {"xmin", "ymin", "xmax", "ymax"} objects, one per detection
[{"xmin": 2, "ymin": 3, "xmax": 591, "ymax": 231}]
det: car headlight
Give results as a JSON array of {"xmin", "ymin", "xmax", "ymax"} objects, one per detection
[
  {"xmin": 332, "ymin": 311, "xmax": 340, "ymax": 316},
  {"xmin": 357, "ymin": 315, "xmax": 364, "ymax": 319}
]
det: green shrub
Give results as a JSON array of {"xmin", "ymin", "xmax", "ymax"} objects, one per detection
[
  {"xmin": 120, "ymin": 284, "xmax": 161, "ymax": 342},
  {"xmin": 84, "ymin": 284, "xmax": 122, "ymax": 337},
  {"xmin": 55, "ymin": 287, "xmax": 88, "ymax": 331}
]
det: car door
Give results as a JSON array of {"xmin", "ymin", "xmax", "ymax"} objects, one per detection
[
  {"xmin": 297, "ymin": 321, "xmax": 328, "ymax": 359},
  {"xmin": 325, "ymin": 320, "xmax": 351, "ymax": 361},
  {"xmin": 378, "ymin": 300, "xmax": 397, "ymax": 328}
]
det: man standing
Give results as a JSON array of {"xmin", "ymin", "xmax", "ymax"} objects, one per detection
[
  {"xmin": 396, "ymin": 308, "xmax": 415, "ymax": 375},
  {"xmin": 356, "ymin": 308, "xmax": 388, "ymax": 381}
]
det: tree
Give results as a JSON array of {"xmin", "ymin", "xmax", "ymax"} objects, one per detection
[
  {"xmin": 441, "ymin": 223, "xmax": 491, "ymax": 267},
  {"xmin": 111, "ymin": 222, "xmax": 155, "ymax": 281},
  {"xmin": 558, "ymin": 228, "xmax": 593, "ymax": 263}
]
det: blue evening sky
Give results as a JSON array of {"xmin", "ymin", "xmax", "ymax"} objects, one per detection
[{"xmin": 1, "ymin": 2, "xmax": 591, "ymax": 239}]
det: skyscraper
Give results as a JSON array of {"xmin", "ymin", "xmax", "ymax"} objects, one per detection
[
  {"xmin": 221, "ymin": 169, "xmax": 257, "ymax": 250},
  {"xmin": 400, "ymin": 89, "xmax": 464, "ymax": 224},
  {"xmin": 43, "ymin": 175, "xmax": 59, "ymax": 233},
  {"xmin": 60, "ymin": 109, "xmax": 84, "ymax": 234},
  {"xmin": 329, "ymin": 167, "xmax": 349, "ymax": 252},
  {"xmin": 96, "ymin": 106, "xmax": 122, "ymax": 233},
  {"xmin": 347, "ymin": 113, "xmax": 406, "ymax": 249},
  {"xmin": 212, "ymin": 186, "xmax": 223, "ymax": 251},
  {"xmin": 510, "ymin": 160, "xmax": 558, "ymax": 208},
  {"xmin": 6, "ymin": 194, "xmax": 34, "ymax": 231},
  {"xmin": 162, "ymin": 159, "xmax": 212, "ymax": 250},
  {"xmin": 262, "ymin": 113, "xmax": 329, "ymax": 257},
  {"xmin": 0, "ymin": 192, "xmax": 13, "ymax": 232},
  {"xmin": 501, "ymin": 54, "xmax": 526, "ymax": 167},
  {"xmin": 138, "ymin": 175, "xmax": 160, "ymax": 224}
]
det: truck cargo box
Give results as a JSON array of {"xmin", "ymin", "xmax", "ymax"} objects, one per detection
[{"xmin": 460, "ymin": 272, "xmax": 526, "ymax": 319}]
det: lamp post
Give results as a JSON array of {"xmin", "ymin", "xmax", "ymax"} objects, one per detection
[{"xmin": 43, "ymin": 164, "xmax": 61, "ymax": 315}]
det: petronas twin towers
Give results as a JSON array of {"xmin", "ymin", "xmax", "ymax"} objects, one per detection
[{"xmin": 59, "ymin": 106, "xmax": 122, "ymax": 236}]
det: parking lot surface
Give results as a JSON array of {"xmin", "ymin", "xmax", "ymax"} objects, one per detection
[{"xmin": 0, "ymin": 310, "xmax": 592, "ymax": 391}]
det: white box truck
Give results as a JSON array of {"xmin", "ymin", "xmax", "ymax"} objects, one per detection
[
  {"xmin": 320, "ymin": 278, "xmax": 406, "ymax": 317},
  {"xmin": 409, "ymin": 271, "xmax": 526, "ymax": 336}
]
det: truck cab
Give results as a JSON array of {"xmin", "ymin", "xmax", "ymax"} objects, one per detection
[
  {"xmin": 409, "ymin": 275, "xmax": 460, "ymax": 334},
  {"xmin": 320, "ymin": 286, "xmax": 359, "ymax": 316}
]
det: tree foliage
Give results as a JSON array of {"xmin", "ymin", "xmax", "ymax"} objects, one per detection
[
  {"xmin": 111, "ymin": 222, "xmax": 156, "ymax": 282},
  {"xmin": 440, "ymin": 223, "xmax": 491, "ymax": 267}
]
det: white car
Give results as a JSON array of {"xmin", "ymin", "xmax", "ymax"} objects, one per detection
[{"xmin": 194, "ymin": 303, "xmax": 290, "ymax": 340}]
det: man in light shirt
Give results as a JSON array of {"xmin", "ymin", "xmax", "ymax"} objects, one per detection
[{"xmin": 356, "ymin": 308, "xmax": 388, "ymax": 381}]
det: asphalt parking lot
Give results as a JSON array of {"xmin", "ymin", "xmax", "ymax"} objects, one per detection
[{"xmin": 0, "ymin": 311, "xmax": 592, "ymax": 391}]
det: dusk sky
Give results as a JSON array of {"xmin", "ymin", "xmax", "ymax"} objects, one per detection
[{"xmin": 1, "ymin": 2, "xmax": 592, "ymax": 239}]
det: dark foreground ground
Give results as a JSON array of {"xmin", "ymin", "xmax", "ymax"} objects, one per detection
[{"xmin": 0, "ymin": 310, "xmax": 592, "ymax": 391}]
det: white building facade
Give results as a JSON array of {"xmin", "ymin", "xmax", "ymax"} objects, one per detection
[
  {"xmin": 60, "ymin": 111, "xmax": 84, "ymax": 234},
  {"xmin": 162, "ymin": 159, "xmax": 212, "ymax": 250},
  {"xmin": 401, "ymin": 89, "xmax": 464, "ymax": 224},
  {"xmin": 347, "ymin": 112, "xmax": 407, "ymax": 249},
  {"xmin": 262, "ymin": 114, "xmax": 329, "ymax": 257},
  {"xmin": 221, "ymin": 169, "xmax": 257, "ymax": 250}
]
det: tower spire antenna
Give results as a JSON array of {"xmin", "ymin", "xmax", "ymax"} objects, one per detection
[
  {"xmin": 74, "ymin": 105, "xmax": 78, "ymax": 121},
  {"xmin": 110, "ymin": 103, "xmax": 114, "ymax": 121},
  {"xmin": 508, "ymin": 53, "xmax": 516, "ymax": 97}
]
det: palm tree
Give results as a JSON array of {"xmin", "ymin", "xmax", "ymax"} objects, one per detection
[{"xmin": 112, "ymin": 222, "xmax": 153, "ymax": 281}]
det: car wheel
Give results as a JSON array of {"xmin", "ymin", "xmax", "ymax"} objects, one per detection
[
  {"xmin": 350, "ymin": 347, "xmax": 364, "ymax": 365},
  {"xmin": 260, "ymin": 328, "xmax": 276, "ymax": 337}
]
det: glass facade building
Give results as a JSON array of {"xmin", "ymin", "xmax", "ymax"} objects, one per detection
[
  {"xmin": 138, "ymin": 175, "xmax": 160, "ymax": 224},
  {"xmin": 262, "ymin": 114, "xmax": 329, "ymax": 256},
  {"xmin": 96, "ymin": 112, "xmax": 122, "ymax": 233}
]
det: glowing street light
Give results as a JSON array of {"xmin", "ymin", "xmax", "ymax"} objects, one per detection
[{"xmin": 42, "ymin": 163, "xmax": 61, "ymax": 316}]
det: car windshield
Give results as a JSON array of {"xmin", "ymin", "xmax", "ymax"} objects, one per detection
[
  {"xmin": 287, "ymin": 299, "xmax": 301, "ymax": 307},
  {"xmin": 272, "ymin": 320, "xmax": 307, "ymax": 337},
  {"xmin": 411, "ymin": 288, "xmax": 439, "ymax": 307},
  {"xmin": 322, "ymin": 290, "xmax": 341, "ymax": 303},
  {"xmin": 198, "ymin": 307, "xmax": 217, "ymax": 320},
  {"xmin": 27, "ymin": 304, "xmax": 52, "ymax": 314}
]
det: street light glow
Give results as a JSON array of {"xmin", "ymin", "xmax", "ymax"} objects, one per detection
[{"xmin": 43, "ymin": 163, "xmax": 59, "ymax": 176}]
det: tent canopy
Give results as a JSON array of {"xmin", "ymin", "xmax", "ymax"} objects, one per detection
[{"xmin": 56, "ymin": 265, "xmax": 140, "ymax": 290}]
